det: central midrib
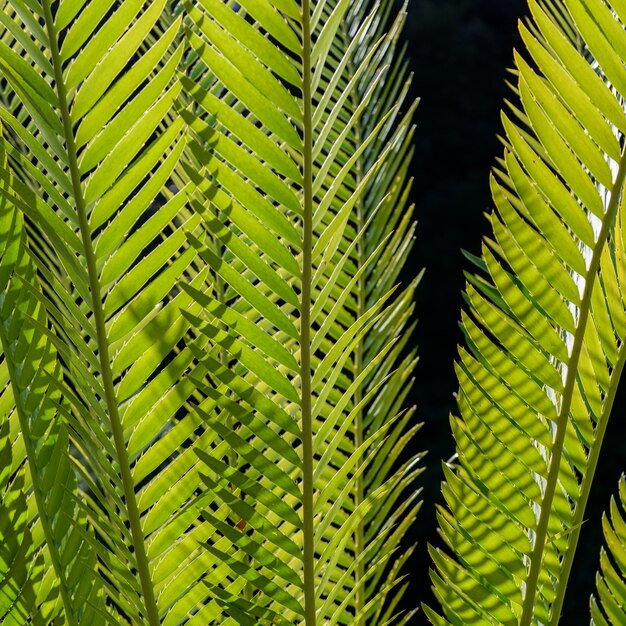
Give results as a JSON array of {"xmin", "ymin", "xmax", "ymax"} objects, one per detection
[
  {"xmin": 41, "ymin": 3, "xmax": 160, "ymax": 624},
  {"xmin": 301, "ymin": 0, "xmax": 316, "ymax": 625},
  {"xmin": 519, "ymin": 147, "xmax": 626, "ymax": 626}
]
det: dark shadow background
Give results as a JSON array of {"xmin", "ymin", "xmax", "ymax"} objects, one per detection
[{"xmin": 399, "ymin": 1, "xmax": 626, "ymax": 623}]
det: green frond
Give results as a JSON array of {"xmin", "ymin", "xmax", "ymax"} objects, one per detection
[
  {"xmin": 0, "ymin": 0, "xmax": 418, "ymax": 623},
  {"xmin": 0, "ymin": 147, "xmax": 104, "ymax": 625},
  {"xmin": 591, "ymin": 475, "xmax": 626, "ymax": 626},
  {"xmin": 428, "ymin": 1, "xmax": 626, "ymax": 625},
  {"xmin": 181, "ymin": 0, "xmax": 419, "ymax": 623},
  {"xmin": 0, "ymin": 0, "xmax": 217, "ymax": 622}
]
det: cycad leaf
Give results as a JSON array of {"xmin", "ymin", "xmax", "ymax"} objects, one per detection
[
  {"xmin": 181, "ymin": 0, "xmax": 420, "ymax": 623},
  {"xmin": 591, "ymin": 475, "xmax": 626, "ymax": 626},
  {"xmin": 0, "ymin": 146, "xmax": 104, "ymax": 625},
  {"xmin": 428, "ymin": 1, "xmax": 626, "ymax": 625},
  {"xmin": 0, "ymin": 0, "xmax": 220, "ymax": 622}
]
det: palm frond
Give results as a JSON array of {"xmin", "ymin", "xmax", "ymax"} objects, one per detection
[
  {"xmin": 591, "ymin": 475, "xmax": 626, "ymax": 626},
  {"xmin": 426, "ymin": 1, "xmax": 626, "ymax": 625},
  {"xmin": 0, "ymin": 0, "xmax": 219, "ymax": 622},
  {"xmin": 0, "ymin": 145, "xmax": 103, "ymax": 625},
  {"xmin": 180, "ymin": 0, "xmax": 419, "ymax": 623}
]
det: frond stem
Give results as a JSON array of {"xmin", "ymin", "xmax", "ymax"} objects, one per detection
[
  {"xmin": 41, "ymin": 4, "xmax": 160, "ymax": 624},
  {"xmin": 549, "ymin": 338, "xmax": 626, "ymax": 624},
  {"xmin": 301, "ymin": 0, "xmax": 316, "ymax": 624},
  {"xmin": 520, "ymin": 147, "xmax": 626, "ymax": 626}
]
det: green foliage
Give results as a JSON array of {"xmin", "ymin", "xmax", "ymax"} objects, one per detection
[
  {"xmin": 426, "ymin": 1, "xmax": 626, "ymax": 625},
  {"xmin": 5, "ymin": 0, "xmax": 626, "ymax": 625},
  {"xmin": 591, "ymin": 475, "xmax": 626, "ymax": 626},
  {"xmin": 0, "ymin": 0, "xmax": 418, "ymax": 624}
]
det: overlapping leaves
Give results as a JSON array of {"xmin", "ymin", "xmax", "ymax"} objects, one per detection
[
  {"xmin": 0, "ymin": 0, "xmax": 418, "ymax": 624},
  {"xmin": 0, "ymin": 145, "xmax": 103, "ymax": 626}
]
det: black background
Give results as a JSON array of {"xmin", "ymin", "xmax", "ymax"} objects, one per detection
[{"xmin": 399, "ymin": 1, "xmax": 626, "ymax": 623}]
